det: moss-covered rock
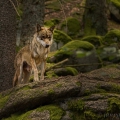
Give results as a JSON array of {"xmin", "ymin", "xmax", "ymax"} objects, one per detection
[
  {"xmin": 68, "ymin": 99, "xmax": 84, "ymax": 112},
  {"xmin": 51, "ymin": 67, "xmax": 78, "ymax": 77},
  {"xmin": 109, "ymin": 0, "xmax": 120, "ymax": 9},
  {"xmin": 0, "ymin": 94, "xmax": 9, "ymax": 109},
  {"xmin": 82, "ymin": 35, "xmax": 103, "ymax": 48},
  {"xmin": 55, "ymin": 40, "xmax": 95, "ymax": 57},
  {"xmin": 102, "ymin": 29, "xmax": 120, "ymax": 45},
  {"xmin": 60, "ymin": 17, "xmax": 80, "ymax": 38},
  {"xmin": 107, "ymin": 97, "xmax": 120, "ymax": 113},
  {"xmin": 49, "ymin": 40, "xmax": 100, "ymax": 72},
  {"xmin": 46, "ymin": 70, "xmax": 58, "ymax": 79},
  {"xmin": 44, "ymin": 19, "xmax": 60, "ymax": 27},
  {"xmin": 84, "ymin": 111, "xmax": 100, "ymax": 120},
  {"xmin": 65, "ymin": 67, "xmax": 78, "ymax": 76},
  {"xmin": 3, "ymin": 105, "xmax": 64, "ymax": 120},
  {"xmin": 53, "ymin": 29, "xmax": 72, "ymax": 44}
]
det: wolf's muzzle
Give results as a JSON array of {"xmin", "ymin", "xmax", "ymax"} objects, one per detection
[{"xmin": 45, "ymin": 44, "xmax": 49, "ymax": 48}]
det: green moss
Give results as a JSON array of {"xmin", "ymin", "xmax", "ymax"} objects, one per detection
[
  {"xmin": 103, "ymin": 29, "xmax": 120, "ymax": 45},
  {"xmin": 110, "ymin": 83, "xmax": 120, "ymax": 93},
  {"xmin": 46, "ymin": 71, "xmax": 58, "ymax": 79},
  {"xmin": 3, "ymin": 105, "xmax": 64, "ymax": 120},
  {"xmin": 29, "ymin": 75, "xmax": 34, "ymax": 82},
  {"xmin": 37, "ymin": 105, "xmax": 64, "ymax": 120},
  {"xmin": 75, "ymin": 81, "xmax": 81, "ymax": 86},
  {"xmin": 65, "ymin": 67, "xmax": 78, "ymax": 76},
  {"xmin": 61, "ymin": 17, "xmax": 80, "ymax": 38},
  {"xmin": 84, "ymin": 111, "xmax": 100, "ymax": 120},
  {"xmin": 107, "ymin": 97, "xmax": 120, "ymax": 113},
  {"xmin": 110, "ymin": 0, "xmax": 120, "ymax": 9},
  {"xmin": 0, "ymin": 95, "xmax": 9, "ymax": 109},
  {"xmin": 68, "ymin": 99, "xmax": 84, "ymax": 112},
  {"xmin": 82, "ymin": 35, "xmax": 103, "ymax": 48},
  {"xmin": 2, "ymin": 111, "xmax": 32, "ymax": 120},
  {"xmin": 84, "ymin": 16, "xmax": 96, "ymax": 36},
  {"xmin": 56, "ymin": 83, "xmax": 62, "ymax": 88},
  {"xmin": 44, "ymin": 19, "xmax": 60, "ymax": 27},
  {"xmin": 48, "ymin": 89, "xmax": 55, "ymax": 95},
  {"xmin": 53, "ymin": 29, "xmax": 72, "ymax": 44},
  {"xmin": 55, "ymin": 40, "xmax": 95, "ymax": 56}
]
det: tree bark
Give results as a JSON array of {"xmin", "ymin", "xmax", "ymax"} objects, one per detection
[
  {"xmin": 0, "ymin": 0, "xmax": 16, "ymax": 92},
  {"xmin": 83, "ymin": 0, "xmax": 107, "ymax": 36},
  {"xmin": 21, "ymin": 0, "xmax": 45, "ymax": 45}
]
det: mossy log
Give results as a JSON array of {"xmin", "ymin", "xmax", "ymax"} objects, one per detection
[{"xmin": 0, "ymin": 77, "xmax": 81, "ymax": 119}]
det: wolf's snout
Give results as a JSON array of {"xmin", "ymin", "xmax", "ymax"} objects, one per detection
[{"xmin": 45, "ymin": 44, "xmax": 49, "ymax": 48}]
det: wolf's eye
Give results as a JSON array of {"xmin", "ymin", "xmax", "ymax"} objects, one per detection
[
  {"xmin": 48, "ymin": 36, "xmax": 51, "ymax": 39},
  {"xmin": 41, "ymin": 36, "xmax": 45, "ymax": 39}
]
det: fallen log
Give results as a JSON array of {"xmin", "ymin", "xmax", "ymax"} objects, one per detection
[{"xmin": 0, "ymin": 76, "xmax": 81, "ymax": 119}]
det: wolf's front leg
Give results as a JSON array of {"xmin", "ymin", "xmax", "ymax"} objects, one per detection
[
  {"xmin": 40, "ymin": 61, "xmax": 46, "ymax": 80},
  {"xmin": 31, "ymin": 58, "xmax": 39, "ymax": 81}
]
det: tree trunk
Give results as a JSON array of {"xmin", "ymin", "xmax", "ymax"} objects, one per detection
[
  {"xmin": 0, "ymin": 0, "xmax": 16, "ymax": 92},
  {"xmin": 83, "ymin": 0, "xmax": 107, "ymax": 36},
  {"xmin": 21, "ymin": 0, "xmax": 45, "ymax": 45}
]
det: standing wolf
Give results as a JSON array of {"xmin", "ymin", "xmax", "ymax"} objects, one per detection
[{"xmin": 13, "ymin": 24, "xmax": 55, "ymax": 87}]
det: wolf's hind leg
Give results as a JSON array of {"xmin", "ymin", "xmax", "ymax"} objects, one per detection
[
  {"xmin": 23, "ymin": 71, "xmax": 31, "ymax": 84},
  {"xmin": 18, "ymin": 63, "xmax": 23, "ymax": 84}
]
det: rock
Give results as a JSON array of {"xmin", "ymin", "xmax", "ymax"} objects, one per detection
[
  {"xmin": 60, "ymin": 17, "xmax": 81, "ymax": 38},
  {"xmin": 49, "ymin": 40, "xmax": 100, "ymax": 72}
]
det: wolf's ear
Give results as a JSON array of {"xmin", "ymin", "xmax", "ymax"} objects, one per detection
[
  {"xmin": 36, "ymin": 24, "xmax": 42, "ymax": 32},
  {"xmin": 49, "ymin": 26, "xmax": 55, "ymax": 32}
]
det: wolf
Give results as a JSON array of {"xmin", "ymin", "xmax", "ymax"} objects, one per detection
[{"xmin": 13, "ymin": 24, "xmax": 55, "ymax": 87}]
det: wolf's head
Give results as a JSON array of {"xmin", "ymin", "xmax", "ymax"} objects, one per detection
[{"xmin": 36, "ymin": 24, "xmax": 55, "ymax": 48}]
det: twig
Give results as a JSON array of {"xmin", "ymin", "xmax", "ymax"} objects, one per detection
[
  {"xmin": 8, "ymin": 0, "xmax": 21, "ymax": 18},
  {"xmin": 46, "ymin": 58, "xmax": 69, "ymax": 72},
  {"xmin": 58, "ymin": 0, "xmax": 68, "ymax": 33}
]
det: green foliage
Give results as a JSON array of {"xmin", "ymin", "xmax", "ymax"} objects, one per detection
[
  {"xmin": 68, "ymin": 99, "xmax": 84, "ymax": 112},
  {"xmin": 53, "ymin": 29, "xmax": 72, "ymax": 44},
  {"xmin": 65, "ymin": 67, "xmax": 78, "ymax": 76},
  {"xmin": 107, "ymin": 97, "xmax": 120, "ymax": 113}
]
